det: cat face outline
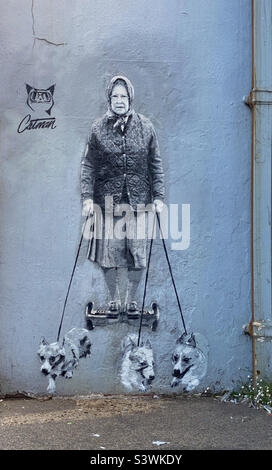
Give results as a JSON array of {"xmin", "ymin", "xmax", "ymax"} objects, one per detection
[{"xmin": 25, "ymin": 84, "xmax": 55, "ymax": 115}]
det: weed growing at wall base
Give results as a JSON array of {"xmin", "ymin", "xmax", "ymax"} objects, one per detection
[{"xmin": 229, "ymin": 376, "xmax": 272, "ymax": 412}]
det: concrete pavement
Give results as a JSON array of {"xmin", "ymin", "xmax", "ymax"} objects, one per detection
[{"xmin": 0, "ymin": 393, "xmax": 271, "ymax": 451}]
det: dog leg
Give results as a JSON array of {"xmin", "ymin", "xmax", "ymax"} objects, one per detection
[
  {"xmin": 183, "ymin": 377, "xmax": 199, "ymax": 392},
  {"xmin": 171, "ymin": 377, "xmax": 179, "ymax": 388},
  {"xmin": 138, "ymin": 382, "xmax": 147, "ymax": 392},
  {"xmin": 64, "ymin": 370, "xmax": 73, "ymax": 379},
  {"xmin": 63, "ymin": 364, "xmax": 76, "ymax": 378},
  {"xmin": 47, "ymin": 376, "xmax": 56, "ymax": 393}
]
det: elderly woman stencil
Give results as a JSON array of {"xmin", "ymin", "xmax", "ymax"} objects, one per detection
[{"xmin": 81, "ymin": 75, "xmax": 165, "ymax": 318}]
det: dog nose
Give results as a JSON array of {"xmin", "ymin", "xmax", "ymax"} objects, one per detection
[
  {"xmin": 149, "ymin": 375, "xmax": 155, "ymax": 381},
  {"xmin": 41, "ymin": 368, "xmax": 49, "ymax": 376},
  {"xmin": 173, "ymin": 369, "xmax": 180, "ymax": 377}
]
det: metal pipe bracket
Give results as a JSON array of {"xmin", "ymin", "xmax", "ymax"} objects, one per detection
[{"xmin": 243, "ymin": 320, "xmax": 272, "ymax": 341}]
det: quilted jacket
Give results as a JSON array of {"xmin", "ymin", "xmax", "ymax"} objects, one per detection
[{"xmin": 80, "ymin": 110, "xmax": 165, "ymax": 210}]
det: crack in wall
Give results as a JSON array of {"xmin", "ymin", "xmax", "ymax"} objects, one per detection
[
  {"xmin": 31, "ymin": 0, "xmax": 35, "ymax": 36},
  {"xmin": 34, "ymin": 37, "xmax": 67, "ymax": 47},
  {"xmin": 31, "ymin": 0, "xmax": 67, "ymax": 48}
]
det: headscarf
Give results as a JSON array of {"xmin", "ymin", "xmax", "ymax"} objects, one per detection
[{"xmin": 106, "ymin": 75, "xmax": 134, "ymax": 131}]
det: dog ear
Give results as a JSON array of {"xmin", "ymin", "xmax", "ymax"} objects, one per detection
[
  {"xmin": 176, "ymin": 333, "xmax": 186, "ymax": 344},
  {"xmin": 187, "ymin": 333, "xmax": 196, "ymax": 348},
  {"xmin": 129, "ymin": 352, "xmax": 136, "ymax": 362},
  {"xmin": 129, "ymin": 335, "xmax": 137, "ymax": 348},
  {"xmin": 80, "ymin": 335, "xmax": 88, "ymax": 346},
  {"xmin": 144, "ymin": 339, "xmax": 152, "ymax": 349},
  {"xmin": 40, "ymin": 337, "xmax": 48, "ymax": 346}
]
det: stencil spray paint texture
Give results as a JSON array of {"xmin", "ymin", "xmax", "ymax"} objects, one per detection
[
  {"xmin": 120, "ymin": 334, "xmax": 155, "ymax": 392},
  {"xmin": 80, "ymin": 74, "xmax": 209, "ymax": 393},
  {"xmin": 37, "ymin": 328, "xmax": 92, "ymax": 393},
  {"xmin": 171, "ymin": 333, "xmax": 208, "ymax": 392},
  {"xmin": 6, "ymin": 0, "xmax": 256, "ymax": 397}
]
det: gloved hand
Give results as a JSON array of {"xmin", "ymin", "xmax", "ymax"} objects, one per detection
[{"xmin": 82, "ymin": 198, "xmax": 94, "ymax": 217}]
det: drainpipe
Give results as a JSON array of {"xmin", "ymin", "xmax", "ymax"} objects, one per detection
[{"xmin": 244, "ymin": 0, "xmax": 272, "ymax": 388}]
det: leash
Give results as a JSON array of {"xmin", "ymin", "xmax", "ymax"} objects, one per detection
[
  {"xmin": 155, "ymin": 212, "xmax": 188, "ymax": 335},
  {"xmin": 137, "ymin": 212, "xmax": 156, "ymax": 346},
  {"xmin": 137, "ymin": 210, "xmax": 188, "ymax": 346},
  {"xmin": 56, "ymin": 211, "xmax": 92, "ymax": 341},
  {"xmin": 58, "ymin": 207, "xmax": 188, "ymax": 343}
]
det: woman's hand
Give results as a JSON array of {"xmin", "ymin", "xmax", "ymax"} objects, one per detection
[
  {"xmin": 82, "ymin": 198, "xmax": 94, "ymax": 216},
  {"xmin": 153, "ymin": 199, "xmax": 164, "ymax": 213}
]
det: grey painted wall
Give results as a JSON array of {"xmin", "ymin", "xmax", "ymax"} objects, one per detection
[{"xmin": 0, "ymin": 0, "xmax": 252, "ymax": 395}]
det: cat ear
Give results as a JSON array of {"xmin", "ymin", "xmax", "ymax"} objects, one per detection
[
  {"xmin": 47, "ymin": 84, "xmax": 55, "ymax": 95},
  {"xmin": 25, "ymin": 84, "xmax": 33, "ymax": 95}
]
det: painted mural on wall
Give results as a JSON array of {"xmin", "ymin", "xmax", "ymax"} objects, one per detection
[
  {"xmin": 0, "ymin": 0, "xmax": 252, "ymax": 397},
  {"xmin": 34, "ymin": 73, "xmax": 209, "ymax": 394},
  {"xmin": 80, "ymin": 74, "xmax": 208, "ymax": 393},
  {"xmin": 38, "ymin": 328, "xmax": 92, "ymax": 394},
  {"xmin": 81, "ymin": 75, "xmax": 165, "ymax": 319}
]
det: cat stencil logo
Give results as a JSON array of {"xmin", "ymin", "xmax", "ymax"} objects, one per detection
[
  {"xmin": 17, "ymin": 83, "xmax": 56, "ymax": 133},
  {"xmin": 26, "ymin": 84, "xmax": 55, "ymax": 115}
]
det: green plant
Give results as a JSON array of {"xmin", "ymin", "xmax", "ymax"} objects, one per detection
[{"xmin": 230, "ymin": 376, "xmax": 272, "ymax": 408}]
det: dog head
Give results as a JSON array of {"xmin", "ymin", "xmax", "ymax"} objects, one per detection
[
  {"xmin": 128, "ymin": 338, "xmax": 155, "ymax": 387},
  {"xmin": 171, "ymin": 332, "xmax": 201, "ymax": 388},
  {"xmin": 120, "ymin": 334, "xmax": 155, "ymax": 391},
  {"xmin": 37, "ymin": 338, "xmax": 66, "ymax": 377}
]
